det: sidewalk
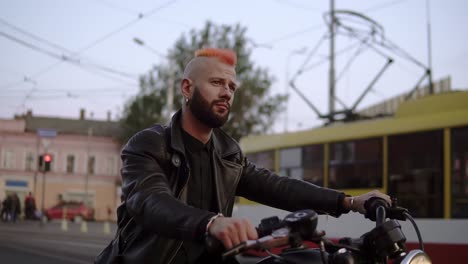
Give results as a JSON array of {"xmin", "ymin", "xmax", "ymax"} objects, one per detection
[{"xmin": 0, "ymin": 220, "xmax": 117, "ymax": 238}]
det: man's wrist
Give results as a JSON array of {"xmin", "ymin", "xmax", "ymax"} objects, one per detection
[
  {"xmin": 343, "ymin": 196, "xmax": 357, "ymax": 212},
  {"xmin": 338, "ymin": 193, "xmax": 350, "ymax": 214},
  {"xmin": 206, "ymin": 213, "xmax": 224, "ymax": 233}
]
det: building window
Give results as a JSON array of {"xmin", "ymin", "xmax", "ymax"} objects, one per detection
[
  {"xmin": 66, "ymin": 155, "xmax": 75, "ymax": 173},
  {"xmin": 388, "ymin": 130, "xmax": 443, "ymax": 218},
  {"xmin": 246, "ymin": 151, "xmax": 275, "ymax": 171},
  {"xmin": 25, "ymin": 152, "xmax": 35, "ymax": 171},
  {"xmin": 3, "ymin": 150, "xmax": 15, "ymax": 169},
  {"xmin": 329, "ymin": 138, "xmax": 382, "ymax": 189},
  {"xmin": 451, "ymin": 126, "xmax": 468, "ymax": 218},
  {"xmin": 107, "ymin": 157, "xmax": 117, "ymax": 176},
  {"xmin": 88, "ymin": 156, "xmax": 95, "ymax": 175}
]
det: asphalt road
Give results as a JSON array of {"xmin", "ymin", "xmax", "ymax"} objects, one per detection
[
  {"xmin": 0, "ymin": 220, "xmax": 262, "ymax": 264},
  {"xmin": 0, "ymin": 220, "xmax": 116, "ymax": 264}
]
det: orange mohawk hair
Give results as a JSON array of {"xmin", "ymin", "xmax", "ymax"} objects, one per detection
[{"xmin": 195, "ymin": 48, "xmax": 237, "ymax": 66}]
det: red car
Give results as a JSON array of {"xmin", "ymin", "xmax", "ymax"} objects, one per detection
[{"xmin": 44, "ymin": 201, "xmax": 94, "ymax": 222}]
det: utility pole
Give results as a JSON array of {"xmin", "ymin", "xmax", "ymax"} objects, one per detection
[
  {"xmin": 329, "ymin": 0, "xmax": 336, "ymax": 121},
  {"xmin": 37, "ymin": 129, "xmax": 56, "ymax": 227},
  {"xmin": 85, "ymin": 127, "xmax": 93, "ymax": 207},
  {"xmin": 34, "ymin": 134, "xmax": 39, "ymax": 196},
  {"xmin": 426, "ymin": 0, "xmax": 434, "ymax": 94},
  {"xmin": 81, "ymin": 127, "xmax": 92, "ymax": 232},
  {"xmin": 40, "ymin": 153, "xmax": 46, "ymax": 227}
]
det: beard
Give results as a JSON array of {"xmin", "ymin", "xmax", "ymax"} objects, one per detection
[{"xmin": 188, "ymin": 86, "xmax": 230, "ymax": 128}]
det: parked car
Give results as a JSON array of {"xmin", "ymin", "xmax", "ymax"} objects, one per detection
[{"xmin": 44, "ymin": 201, "xmax": 94, "ymax": 222}]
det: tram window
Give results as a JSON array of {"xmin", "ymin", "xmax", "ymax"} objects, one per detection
[
  {"xmin": 329, "ymin": 138, "xmax": 382, "ymax": 189},
  {"xmin": 303, "ymin": 145, "xmax": 324, "ymax": 186},
  {"xmin": 279, "ymin": 145, "xmax": 324, "ymax": 186},
  {"xmin": 388, "ymin": 130, "xmax": 443, "ymax": 218},
  {"xmin": 280, "ymin": 147, "xmax": 302, "ymax": 179},
  {"xmin": 280, "ymin": 148, "xmax": 302, "ymax": 168},
  {"xmin": 451, "ymin": 126, "xmax": 468, "ymax": 218},
  {"xmin": 246, "ymin": 151, "xmax": 275, "ymax": 171}
]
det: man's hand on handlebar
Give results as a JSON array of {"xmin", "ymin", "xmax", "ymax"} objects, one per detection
[
  {"xmin": 344, "ymin": 190, "xmax": 391, "ymax": 214},
  {"xmin": 207, "ymin": 217, "xmax": 258, "ymax": 249}
]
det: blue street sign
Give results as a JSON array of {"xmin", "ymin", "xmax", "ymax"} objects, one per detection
[{"xmin": 37, "ymin": 128, "xmax": 57, "ymax": 138}]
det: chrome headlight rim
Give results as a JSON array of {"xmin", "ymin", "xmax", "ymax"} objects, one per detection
[{"xmin": 399, "ymin": 249, "xmax": 432, "ymax": 264}]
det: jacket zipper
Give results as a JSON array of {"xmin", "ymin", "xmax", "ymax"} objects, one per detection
[{"xmin": 167, "ymin": 168, "xmax": 191, "ymax": 264}]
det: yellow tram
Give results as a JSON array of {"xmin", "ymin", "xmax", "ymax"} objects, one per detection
[{"xmin": 236, "ymin": 90, "xmax": 468, "ymax": 262}]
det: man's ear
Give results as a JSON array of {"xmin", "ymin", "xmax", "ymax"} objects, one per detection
[{"xmin": 181, "ymin": 78, "xmax": 193, "ymax": 99}]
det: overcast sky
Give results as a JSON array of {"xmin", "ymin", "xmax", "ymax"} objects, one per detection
[{"xmin": 1, "ymin": 0, "xmax": 467, "ymax": 133}]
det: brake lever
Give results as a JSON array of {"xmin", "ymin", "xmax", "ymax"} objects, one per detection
[{"xmin": 222, "ymin": 227, "xmax": 291, "ymax": 259}]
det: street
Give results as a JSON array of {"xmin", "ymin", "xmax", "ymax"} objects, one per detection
[{"xmin": 0, "ymin": 220, "xmax": 116, "ymax": 264}]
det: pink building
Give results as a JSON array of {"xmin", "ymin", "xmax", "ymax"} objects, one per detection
[{"xmin": 0, "ymin": 110, "xmax": 122, "ymax": 221}]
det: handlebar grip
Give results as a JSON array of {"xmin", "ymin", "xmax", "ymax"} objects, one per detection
[{"xmin": 364, "ymin": 197, "xmax": 389, "ymax": 221}]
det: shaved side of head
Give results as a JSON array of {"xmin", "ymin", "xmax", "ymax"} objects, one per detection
[{"xmin": 183, "ymin": 48, "xmax": 237, "ymax": 80}]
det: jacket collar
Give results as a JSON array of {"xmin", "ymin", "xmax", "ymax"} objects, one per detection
[{"xmin": 169, "ymin": 109, "xmax": 242, "ymax": 158}]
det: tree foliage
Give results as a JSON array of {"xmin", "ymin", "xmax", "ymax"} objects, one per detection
[{"xmin": 120, "ymin": 21, "xmax": 286, "ymax": 142}]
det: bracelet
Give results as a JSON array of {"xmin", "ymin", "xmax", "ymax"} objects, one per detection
[
  {"xmin": 206, "ymin": 213, "xmax": 224, "ymax": 233},
  {"xmin": 350, "ymin": 197, "xmax": 356, "ymax": 212}
]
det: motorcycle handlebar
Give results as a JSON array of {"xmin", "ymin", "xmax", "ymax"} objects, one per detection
[
  {"xmin": 206, "ymin": 210, "xmax": 318, "ymax": 258},
  {"xmin": 206, "ymin": 198, "xmax": 412, "ymax": 260},
  {"xmin": 364, "ymin": 197, "xmax": 409, "ymax": 222}
]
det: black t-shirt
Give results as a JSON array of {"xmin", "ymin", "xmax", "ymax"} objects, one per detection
[{"xmin": 173, "ymin": 129, "xmax": 220, "ymax": 263}]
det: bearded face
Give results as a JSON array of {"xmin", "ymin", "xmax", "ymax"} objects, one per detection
[{"xmin": 188, "ymin": 86, "xmax": 230, "ymax": 128}]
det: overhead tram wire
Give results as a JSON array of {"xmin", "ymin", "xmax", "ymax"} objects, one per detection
[
  {"xmin": 258, "ymin": 24, "xmax": 323, "ymax": 47},
  {"xmin": 0, "ymin": 31, "xmax": 138, "ymax": 82},
  {"xmin": 0, "ymin": 30, "xmax": 138, "ymax": 114},
  {"xmin": 2, "ymin": 85, "xmax": 134, "ymax": 95},
  {"xmin": 259, "ymin": 0, "xmax": 410, "ymax": 48},
  {"xmin": 0, "ymin": 17, "xmax": 137, "ymax": 80},
  {"xmin": 1, "ymin": 0, "xmax": 178, "ymax": 88},
  {"xmin": 92, "ymin": 0, "xmax": 190, "ymax": 29},
  {"xmin": 76, "ymin": 0, "xmax": 179, "ymax": 54},
  {"xmin": 1, "ymin": 85, "xmax": 136, "ymax": 99},
  {"xmin": 0, "ymin": 19, "xmax": 139, "ymax": 88},
  {"xmin": 0, "ymin": 31, "xmax": 80, "ymax": 64}
]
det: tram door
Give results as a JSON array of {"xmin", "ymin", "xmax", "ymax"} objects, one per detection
[
  {"xmin": 388, "ymin": 130, "xmax": 444, "ymax": 218},
  {"xmin": 451, "ymin": 126, "xmax": 468, "ymax": 218}
]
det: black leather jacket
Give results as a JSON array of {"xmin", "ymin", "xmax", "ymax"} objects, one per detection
[{"xmin": 95, "ymin": 110, "xmax": 346, "ymax": 264}]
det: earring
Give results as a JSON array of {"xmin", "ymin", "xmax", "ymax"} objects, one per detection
[{"xmin": 185, "ymin": 97, "xmax": 188, "ymax": 103}]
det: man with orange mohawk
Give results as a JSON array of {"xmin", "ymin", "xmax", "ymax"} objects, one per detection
[{"xmin": 96, "ymin": 48, "xmax": 390, "ymax": 263}]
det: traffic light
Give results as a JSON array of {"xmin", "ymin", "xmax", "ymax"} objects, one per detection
[{"xmin": 39, "ymin": 154, "xmax": 52, "ymax": 172}]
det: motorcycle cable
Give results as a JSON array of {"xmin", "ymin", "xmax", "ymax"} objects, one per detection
[
  {"xmin": 403, "ymin": 212, "xmax": 425, "ymax": 251},
  {"xmin": 262, "ymin": 248, "xmax": 295, "ymax": 264}
]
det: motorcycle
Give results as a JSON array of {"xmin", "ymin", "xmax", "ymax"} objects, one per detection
[{"xmin": 206, "ymin": 197, "xmax": 432, "ymax": 264}]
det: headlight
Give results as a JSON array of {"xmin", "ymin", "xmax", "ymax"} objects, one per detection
[{"xmin": 399, "ymin": 250, "xmax": 432, "ymax": 264}]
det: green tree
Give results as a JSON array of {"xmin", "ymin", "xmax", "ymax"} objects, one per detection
[{"xmin": 120, "ymin": 21, "xmax": 286, "ymax": 142}]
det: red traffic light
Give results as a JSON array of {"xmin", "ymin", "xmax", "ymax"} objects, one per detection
[{"xmin": 44, "ymin": 154, "xmax": 52, "ymax": 163}]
